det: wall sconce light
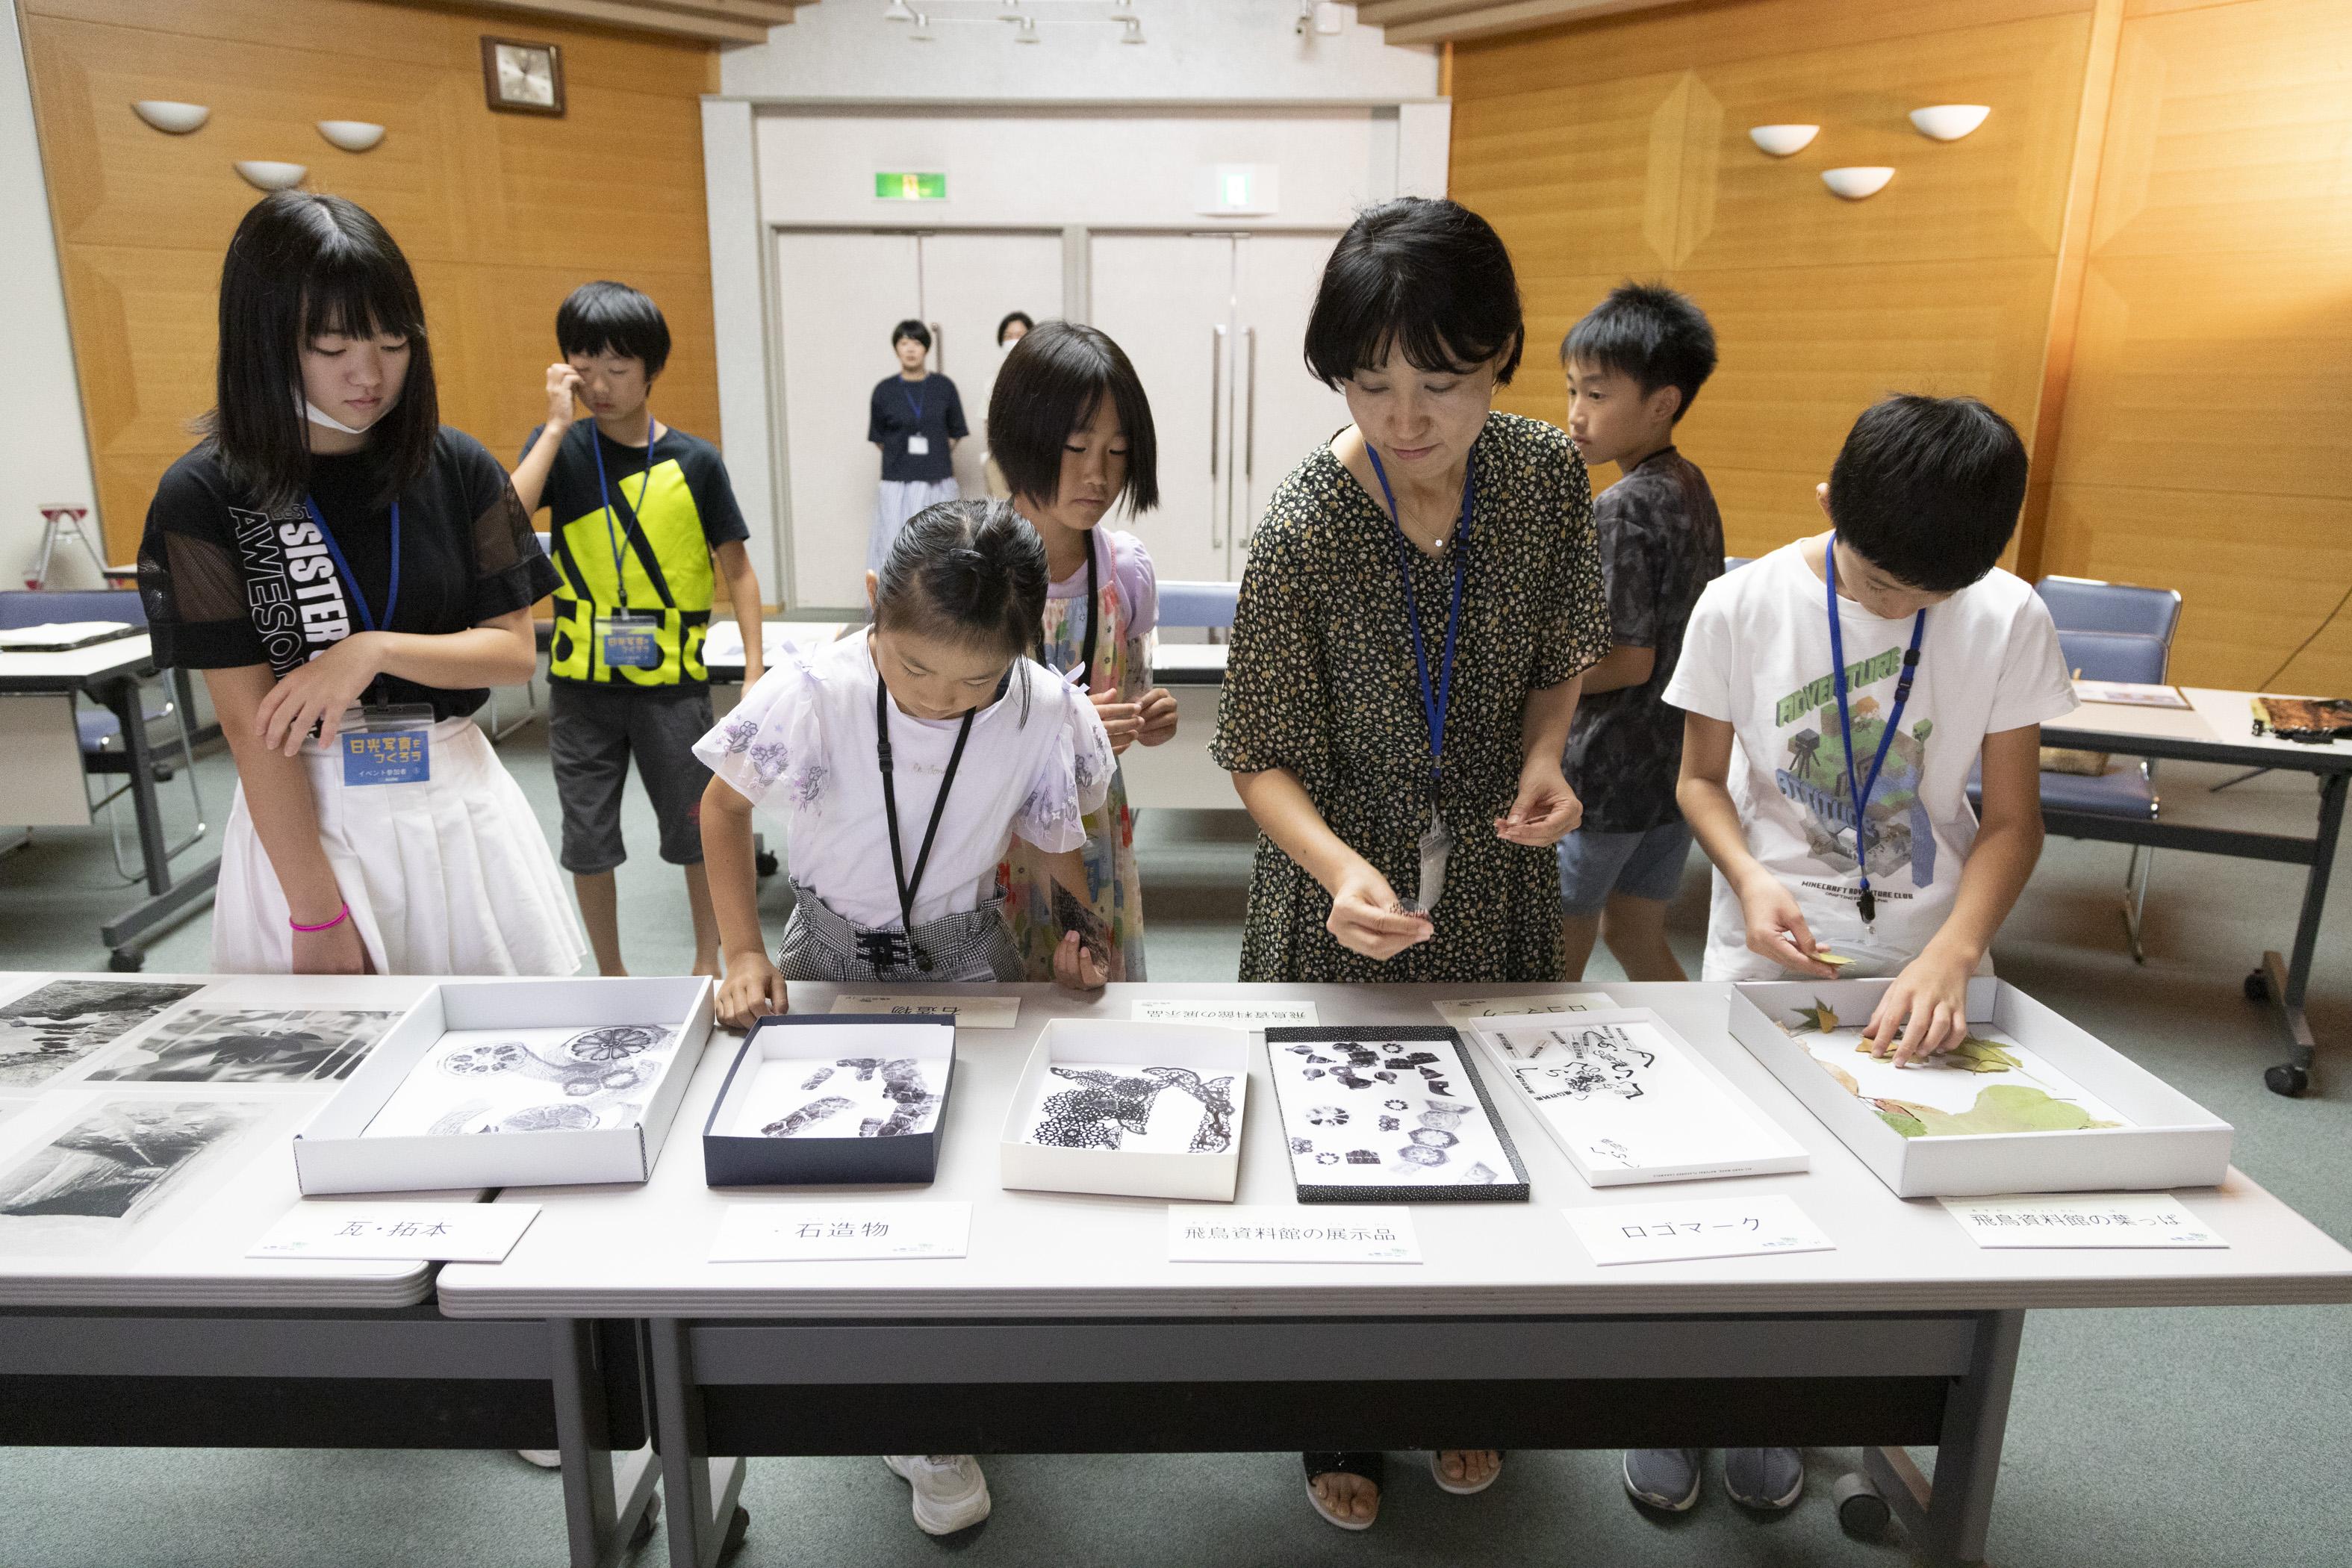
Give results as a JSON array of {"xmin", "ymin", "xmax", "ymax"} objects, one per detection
[
  {"xmin": 1910, "ymin": 105, "xmax": 1991, "ymax": 141},
  {"xmin": 131, "ymin": 100, "xmax": 210, "ymax": 134},
  {"xmin": 1013, "ymin": 16, "xmax": 1039, "ymax": 42},
  {"xmin": 909, "ymin": 11, "xmax": 935, "ymax": 40},
  {"xmin": 234, "ymin": 160, "xmax": 308, "ymax": 191},
  {"xmin": 1821, "ymin": 166, "xmax": 1894, "ymax": 199},
  {"xmin": 1748, "ymin": 124, "xmax": 1819, "ymax": 158},
  {"xmin": 316, "ymin": 120, "xmax": 386, "ymax": 152}
]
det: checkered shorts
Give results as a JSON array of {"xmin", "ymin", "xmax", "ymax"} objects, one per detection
[{"xmin": 777, "ymin": 886, "xmax": 1022, "ymax": 983}]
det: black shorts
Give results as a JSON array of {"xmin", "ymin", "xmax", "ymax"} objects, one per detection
[{"xmin": 547, "ymin": 682, "xmax": 716, "ymax": 874}]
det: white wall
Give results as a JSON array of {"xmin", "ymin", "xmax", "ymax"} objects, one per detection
[
  {"xmin": 0, "ymin": 2, "xmax": 104, "ymax": 588},
  {"xmin": 721, "ymin": 0, "xmax": 1439, "ymax": 102}
]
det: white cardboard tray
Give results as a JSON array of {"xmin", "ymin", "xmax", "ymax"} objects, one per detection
[
  {"xmin": 1728, "ymin": 978, "xmax": 2233, "ymax": 1198},
  {"xmin": 292, "ymin": 977, "xmax": 714, "ymax": 1195},
  {"xmin": 998, "ymin": 1018, "xmax": 1248, "ymax": 1202}
]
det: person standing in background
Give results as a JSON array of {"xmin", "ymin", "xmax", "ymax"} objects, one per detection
[
  {"xmin": 984, "ymin": 311, "xmax": 1036, "ymax": 500},
  {"xmin": 509, "ymin": 280, "xmax": 767, "ymax": 980},
  {"xmin": 989, "ymin": 321, "xmax": 1179, "ymax": 982},
  {"xmin": 137, "ymin": 191, "xmax": 582, "ymax": 977},
  {"xmin": 868, "ymin": 320, "xmax": 967, "ymax": 572}
]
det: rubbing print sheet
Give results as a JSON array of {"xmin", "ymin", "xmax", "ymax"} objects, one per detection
[
  {"xmin": 1266, "ymin": 1028, "xmax": 1522, "ymax": 1194},
  {"xmin": 728, "ymin": 1050, "xmax": 949, "ymax": 1141},
  {"xmin": 360, "ymin": 1024, "xmax": 681, "ymax": 1138},
  {"xmin": 1019, "ymin": 1061, "xmax": 1237, "ymax": 1155},
  {"xmin": 1777, "ymin": 997, "xmax": 2131, "ymax": 1137}
]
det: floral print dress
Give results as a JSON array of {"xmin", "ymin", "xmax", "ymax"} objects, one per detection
[
  {"xmin": 1003, "ymin": 527, "xmax": 1157, "ymax": 981},
  {"xmin": 1210, "ymin": 414, "xmax": 1611, "ymax": 983}
]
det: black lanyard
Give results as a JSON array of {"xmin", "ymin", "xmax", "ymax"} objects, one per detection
[
  {"xmin": 1365, "ymin": 444, "xmax": 1475, "ymax": 803},
  {"xmin": 875, "ymin": 673, "xmax": 977, "ymax": 971},
  {"xmin": 1826, "ymin": 531, "xmax": 1926, "ymax": 925},
  {"xmin": 1067, "ymin": 530, "xmax": 1101, "ymax": 690}
]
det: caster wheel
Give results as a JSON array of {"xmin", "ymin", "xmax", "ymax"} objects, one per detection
[
  {"xmin": 755, "ymin": 850, "xmax": 780, "ymax": 879},
  {"xmin": 1832, "ymin": 1471, "xmax": 1890, "ymax": 1539},
  {"xmin": 626, "ymin": 1492, "xmax": 662, "ymax": 1550},
  {"xmin": 151, "ymin": 764, "xmax": 175, "ymax": 784},
  {"xmin": 2244, "ymin": 970, "xmax": 2270, "ymax": 1003},
  {"xmin": 108, "ymin": 949, "xmax": 143, "ymax": 972},
  {"xmin": 2265, "ymin": 1063, "xmax": 2309, "ymax": 1098},
  {"xmin": 719, "ymin": 1504, "xmax": 751, "ymax": 1561}
]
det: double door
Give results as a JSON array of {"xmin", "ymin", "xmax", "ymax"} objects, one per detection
[
  {"xmin": 1088, "ymin": 231, "xmax": 1346, "ymax": 583},
  {"xmin": 773, "ymin": 228, "xmax": 1064, "ymax": 609}
]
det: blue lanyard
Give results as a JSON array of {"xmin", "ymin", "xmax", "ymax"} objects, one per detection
[
  {"xmin": 1366, "ymin": 444, "xmax": 1474, "ymax": 800},
  {"xmin": 900, "ymin": 376, "xmax": 927, "ymax": 425},
  {"xmin": 588, "ymin": 417, "xmax": 658, "ymax": 610},
  {"xmin": 1825, "ymin": 531, "xmax": 1926, "ymax": 924},
  {"xmin": 302, "ymin": 497, "xmax": 399, "ymax": 634}
]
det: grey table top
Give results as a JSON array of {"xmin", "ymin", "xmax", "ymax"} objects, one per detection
[{"xmin": 438, "ymin": 980, "xmax": 2352, "ymax": 1321}]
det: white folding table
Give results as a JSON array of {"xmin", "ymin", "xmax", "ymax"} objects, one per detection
[{"xmin": 438, "ymin": 979, "xmax": 2352, "ymax": 1568}]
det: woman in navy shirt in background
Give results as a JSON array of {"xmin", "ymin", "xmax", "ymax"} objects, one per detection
[{"xmin": 867, "ymin": 319, "xmax": 968, "ymax": 573}]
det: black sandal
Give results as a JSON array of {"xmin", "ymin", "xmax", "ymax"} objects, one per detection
[{"xmin": 1302, "ymin": 1450, "xmax": 1385, "ymax": 1531}]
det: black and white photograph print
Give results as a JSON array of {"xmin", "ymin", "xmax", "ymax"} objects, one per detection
[
  {"xmin": 1264, "ymin": 1025, "xmax": 1529, "ymax": 1201},
  {"xmin": 732, "ymin": 1053, "xmax": 948, "ymax": 1141},
  {"xmin": 0, "ymin": 1098, "xmax": 272, "ymax": 1257},
  {"xmin": 361, "ymin": 1024, "xmax": 681, "ymax": 1139},
  {"xmin": 0, "ymin": 980, "xmax": 205, "ymax": 1089},
  {"xmin": 87, "ymin": 1008, "xmax": 399, "ymax": 1086},
  {"xmin": 1021, "ymin": 1063, "xmax": 1236, "ymax": 1155}
]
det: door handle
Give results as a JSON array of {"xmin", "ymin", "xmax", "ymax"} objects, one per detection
[
  {"xmin": 929, "ymin": 322, "xmax": 944, "ymax": 373},
  {"xmin": 1239, "ymin": 326, "xmax": 1259, "ymax": 549},
  {"xmin": 1209, "ymin": 323, "xmax": 1225, "ymax": 549}
]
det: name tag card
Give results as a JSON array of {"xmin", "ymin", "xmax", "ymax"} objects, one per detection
[
  {"xmin": 710, "ymin": 1201, "xmax": 970, "ymax": 1263},
  {"xmin": 596, "ymin": 611, "xmax": 663, "ymax": 671},
  {"xmin": 1433, "ymin": 992, "xmax": 1615, "ymax": 1030},
  {"xmin": 1940, "ymin": 1193, "xmax": 2227, "ymax": 1249},
  {"xmin": 827, "ymin": 994, "xmax": 1020, "ymax": 1028},
  {"xmin": 341, "ymin": 728, "xmax": 429, "ymax": 786},
  {"xmin": 1167, "ymin": 1204, "xmax": 1420, "ymax": 1264},
  {"xmin": 1132, "ymin": 999, "xmax": 1319, "ymax": 1027},
  {"xmin": 1565, "ymin": 1195, "xmax": 1833, "ymax": 1266},
  {"xmin": 248, "ymin": 1202, "xmax": 539, "ymax": 1263}
]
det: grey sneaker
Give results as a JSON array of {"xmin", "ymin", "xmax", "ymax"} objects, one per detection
[
  {"xmin": 883, "ymin": 1454, "xmax": 992, "ymax": 1535},
  {"xmin": 1723, "ymin": 1446, "xmax": 1805, "ymax": 1511},
  {"xmin": 1622, "ymin": 1448, "xmax": 1704, "ymax": 1511}
]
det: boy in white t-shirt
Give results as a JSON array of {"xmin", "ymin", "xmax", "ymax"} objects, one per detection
[{"xmin": 1631, "ymin": 396, "xmax": 2072, "ymax": 1519}]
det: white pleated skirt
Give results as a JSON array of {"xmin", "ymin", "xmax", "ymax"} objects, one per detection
[
  {"xmin": 213, "ymin": 715, "xmax": 588, "ymax": 977},
  {"xmin": 868, "ymin": 478, "xmax": 961, "ymax": 573}
]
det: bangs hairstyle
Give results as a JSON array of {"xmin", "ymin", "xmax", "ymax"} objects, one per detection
[
  {"xmin": 210, "ymin": 190, "xmax": 438, "ymax": 513},
  {"xmin": 1562, "ymin": 281, "xmax": 1718, "ymax": 423},
  {"xmin": 556, "ymin": 281, "xmax": 671, "ymax": 377},
  {"xmin": 996, "ymin": 310, "xmax": 1035, "ymax": 344},
  {"xmin": 892, "ymin": 318, "xmax": 932, "ymax": 351},
  {"xmin": 874, "ymin": 499, "xmax": 1051, "ymax": 668},
  {"xmin": 986, "ymin": 322, "xmax": 1160, "ymax": 516},
  {"xmin": 1303, "ymin": 196, "xmax": 1524, "ymax": 388},
  {"xmin": 1829, "ymin": 394, "xmax": 2029, "ymax": 594}
]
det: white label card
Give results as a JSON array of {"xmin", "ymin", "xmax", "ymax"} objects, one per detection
[
  {"xmin": 1939, "ymin": 1193, "xmax": 2227, "ymax": 1249},
  {"xmin": 710, "ymin": 1201, "xmax": 970, "ymax": 1263},
  {"xmin": 1564, "ymin": 1195, "xmax": 1833, "ymax": 1266},
  {"xmin": 1132, "ymin": 999, "xmax": 1319, "ymax": 1027},
  {"xmin": 827, "ymin": 994, "xmax": 1019, "ymax": 1029},
  {"xmin": 1432, "ymin": 992, "xmax": 1615, "ymax": 1030},
  {"xmin": 247, "ymin": 1202, "xmax": 540, "ymax": 1263},
  {"xmin": 1166, "ymin": 1204, "xmax": 1420, "ymax": 1264}
]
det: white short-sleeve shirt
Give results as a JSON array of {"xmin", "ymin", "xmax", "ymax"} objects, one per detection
[
  {"xmin": 1662, "ymin": 541, "xmax": 2075, "ymax": 980},
  {"xmin": 694, "ymin": 630, "xmax": 1115, "ymax": 931}
]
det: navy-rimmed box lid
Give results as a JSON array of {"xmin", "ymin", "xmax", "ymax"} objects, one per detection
[{"xmin": 702, "ymin": 1015, "xmax": 956, "ymax": 1189}]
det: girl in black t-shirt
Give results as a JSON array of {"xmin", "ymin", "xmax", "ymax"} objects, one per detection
[{"xmin": 139, "ymin": 192, "xmax": 582, "ymax": 977}]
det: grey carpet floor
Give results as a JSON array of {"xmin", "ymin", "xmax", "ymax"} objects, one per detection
[{"xmin": 1, "ymin": 709, "xmax": 2346, "ymax": 1567}]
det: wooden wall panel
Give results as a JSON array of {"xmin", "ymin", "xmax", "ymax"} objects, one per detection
[
  {"xmin": 21, "ymin": 0, "xmax": 721, "ymax": 559},
  {"xmin": 2037, "ymin": 0, "xmax": 2352, "ymax": 690},
  {"xmin": 1453, "ymin": 0, "xmax": 2098, "ymax": 574}
]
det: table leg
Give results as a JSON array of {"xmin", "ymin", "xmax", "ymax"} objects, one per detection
[
  {"xmin": 648, "ymin": 1319, "xmax": 748, "ymax": 1568},
  {"xmin": 2259, "ymin": 771, "xmax": 2346, "ymax": 1096},
  {"xmin": 1864, "ymin": 1308, "xmax": 2024, "ymax": 1567},
  {"xmin": 552, "ymin": 1318, "xmax": 660, "ymax": 1568},
  {"xmin": 90, "ymin": 673, "xmax": 219, "ymax": 968}
]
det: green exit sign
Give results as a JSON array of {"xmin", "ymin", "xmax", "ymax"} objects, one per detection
[{"xmin": 874, "ymin": 171, "xmax": 947, "ymax": 202}]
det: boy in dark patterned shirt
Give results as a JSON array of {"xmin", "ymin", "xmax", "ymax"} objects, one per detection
[{"xmin": 1556, "ymin": 283, "xmax": 1723, "ymax": 981}]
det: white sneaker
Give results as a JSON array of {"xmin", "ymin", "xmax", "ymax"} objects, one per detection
[
  {"xmin": 883, "ymin": 1453, "xmax": 992, "ymax": 1534},
  {"xmin": 517, "ymin": 1449, "xmax": 561, "ymax": 1469}
]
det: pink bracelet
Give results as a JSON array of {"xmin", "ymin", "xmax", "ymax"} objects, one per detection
[{"xmin": 290, "ymin": 902, "xmax": 350, "ymax": 933}]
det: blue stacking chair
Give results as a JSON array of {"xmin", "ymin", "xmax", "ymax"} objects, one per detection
[
  {"xmin": 0, "ymin": 588, "xmax": 208, "ymax": 881},
  {"xmin": 1157, "ymin": 580, "xmax": 1240, "ymax": 633},
  {"xmin": 2036, "ymin": 573, "xmax": 2183, "ymax": 643}
]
